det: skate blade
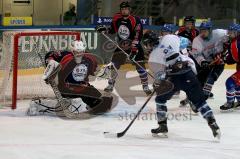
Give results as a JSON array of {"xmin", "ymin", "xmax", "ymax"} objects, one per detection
[
  {"xmin": 220, "ymin": 109, "xmax": 235, "ymax": 113},
  {"xmin": 104, "ymin": 89, "xmax": 113, "ymax": 93},
  {"xmin": 172, "ymin": 95, "xmax": 179, "ymax": 99},
  {"xmin": 213, "ymin": 130, "xmax": 221, "ymax": 142},
  {"xmin": 145, "ymin": 92, "xmax": 152, "ymax": 96},
  {"xmin": 152, "ymin": 133, "xmax": 168, "ymax": 138},
  {"xmin": 179, "ymin": 104, "xmax": 188, "ymax": 107}
]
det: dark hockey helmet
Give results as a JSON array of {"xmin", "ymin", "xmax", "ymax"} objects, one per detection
[
  {"xmin": 142, "ymin": 31, "xmax": 159, "ymax": 51},
  {"xmin": 120, "ymin": 1, "xmax": 131, "ymax": 9},
  {"xmin": 199, "ymin": 21, "xmax": 212, "ymax": 30},
  {"xmin": 184, "ymin": 16, "xmax": 196, "ymax": 23}
]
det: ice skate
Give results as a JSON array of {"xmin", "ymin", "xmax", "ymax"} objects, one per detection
[
  {"xmin": 207, "ymin": 116, "xmax": 221, "ymax": 140},
  {"xmin": 220, "ymin": 101, "xmax": 240, "ymax": 111},
  {"xmin": 151, "ymin": 121, "xmax": 168, "ymax": 138},
  {"xmin": 220, "ymin": 102, "xmax": 235, "ymax": 111},
  {"xmin": 104, "ymin": 80, "xmax": 115, "ymax": 93},
  {"xmin": 104, "ymin": 83, "xmax": 114, "ymax": 92}
]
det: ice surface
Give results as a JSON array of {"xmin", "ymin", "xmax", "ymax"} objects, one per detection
[{"xmin": 0, "ymin": 70, "xmax": 240, "ymax": 159}]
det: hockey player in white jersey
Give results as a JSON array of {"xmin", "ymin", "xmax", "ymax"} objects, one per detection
[
  {"xmin": 145, "ymin": 34, "xmax": 221, "ymax": 139},
  {"xmin": 161, "ymin": 24, "xmax": 193, "ymax": 98},
  {"xmin": 191, "ymin": 21, "xmax": 227, "ymax": 99}
]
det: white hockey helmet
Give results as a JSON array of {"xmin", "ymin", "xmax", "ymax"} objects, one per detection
[{"xmin": 72, "ymin": 40, "xmax": 86, "ymax": 52}]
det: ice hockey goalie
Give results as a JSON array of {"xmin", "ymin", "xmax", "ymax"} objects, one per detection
[{"xmin": 26, "ymin": 40, "xmax": 117, "ymax": 119}]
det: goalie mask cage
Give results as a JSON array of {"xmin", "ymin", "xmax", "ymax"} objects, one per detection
[{"xmin": 0, "ymin": 31, "xmax": 81, "ymax": 109}]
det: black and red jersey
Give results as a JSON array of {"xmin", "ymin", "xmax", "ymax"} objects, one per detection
[
  {"xmin": 108, "ymin": 13, "xmax": 143, "ymax": 45},
  {"xmin": 45, "ymin": 50, "xmax": 97, "ymax": 84},
  {"xmin": 177, "ymin": 26, "xmax": 199, "ymax": 42}
]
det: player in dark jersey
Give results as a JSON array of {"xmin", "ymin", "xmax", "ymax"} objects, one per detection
[
  {"xmin": 43, "ymin": 40, "xmax": 99, "ymax": 104},
  {"xmin": 96, "ymin": 1, "xmax": 151, "ymax": 95},
  {"xmin": 177, "ymin": 16, "xmax": 199, "ymax": 42},
  {"xmin": 44, "ymin": 45, "xmax": 97, "ymax": 87},
  {"xmin": 27, "ymin": 40, "xmax": 116, "ymax": 116}
]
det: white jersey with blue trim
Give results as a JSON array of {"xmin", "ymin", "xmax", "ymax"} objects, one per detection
[
  {"xmin": 148, "ymin": 34, "xmax": 197, "ymax": 76},
  {"xmin": 191, "ymin": 29, "xmax": 228, "ymax": 65}
]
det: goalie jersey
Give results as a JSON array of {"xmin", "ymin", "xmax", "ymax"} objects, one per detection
[{"xmin": 44, "ymin": 50, "xmax": 97, "ymax": 85}]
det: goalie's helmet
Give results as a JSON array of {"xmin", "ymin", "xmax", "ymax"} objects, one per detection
[{"xmin": 72, "ymin": 40, "xmax": 86, "ymax": 52}]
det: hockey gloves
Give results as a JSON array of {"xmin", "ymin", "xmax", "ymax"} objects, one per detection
[
  {"xmin": 129, "ymin": 40, "xmax": 139, "ymax": 61},
  {"xmin": 201, "ymin": 61, "xmax": 210, "ymax": 69},
  {"xmin": 213, "ymin": 53, "xmax": 224, "ymax": 65},
  {"xmin": 95, "ymin": 25, "xmax": 108, "ymax": 33}
]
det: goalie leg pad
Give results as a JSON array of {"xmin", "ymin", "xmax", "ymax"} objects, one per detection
[{"xmin": 26, "ymin": 98, "xmax": 59, "ymax": 116}]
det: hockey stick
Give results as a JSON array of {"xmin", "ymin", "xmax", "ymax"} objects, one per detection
[
  {"xmin": 101, "ymin": 32, "xmax": 155, "ymax": 79},
  {"xmin": 104, "ymin": 90, "xmax": 155, "ymax": 138}
]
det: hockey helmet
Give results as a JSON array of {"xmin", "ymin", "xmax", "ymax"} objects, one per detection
[
  {"xmin": 161, "ymin": 24, "xmax": 176, "ymax": 33},
  {"xmin": 143, "ymin": 31, "xmax": 159, "ymax": 45},
  {"xmin": 184, "ymin": 16, "xmax": 196, "ymax": 23},
  {"xmin": 199, "ymin": 21, "xmax": 212, "ymax": 30},
  {"xmin": 228, "ymin": 23, "xmax": 240, "ymax": 32},
  {"xmin": 142, "ymin": 31, "xmax": 159, "ymax": 51},
  {"xmin": 72, "ymin": 40, "xmax": 86, "ymax": 52},
  {"xmin": 120, "ymin": 1, "xmax": 131, "ymax": 9}
]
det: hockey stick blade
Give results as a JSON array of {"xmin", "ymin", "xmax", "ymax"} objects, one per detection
[
  {"xmin": 103, "ymin": 132, "xmax": 124, "ymax": 138},
  {"xmin": 103, "ymin": 90, "xmax": 155, "ymax": 138}
]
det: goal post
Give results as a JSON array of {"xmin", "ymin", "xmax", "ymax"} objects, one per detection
[{"xmin": 0, "ymin": 31, "xmax": 81, "ymax": 109}]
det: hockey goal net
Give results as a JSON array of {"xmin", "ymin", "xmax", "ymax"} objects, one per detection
[{"xmin": 0, "ymin": 31, "xmax": 81, "ymax": 109}]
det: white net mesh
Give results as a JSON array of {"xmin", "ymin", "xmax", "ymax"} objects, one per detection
[{"xmin": 0, "ymin": 31, "xmax": 80, "ymax": 109}]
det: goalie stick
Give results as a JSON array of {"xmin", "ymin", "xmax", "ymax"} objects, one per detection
[{"xmin": 101, "ymin": 32, "xmax": 155, "ymax": 79}]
